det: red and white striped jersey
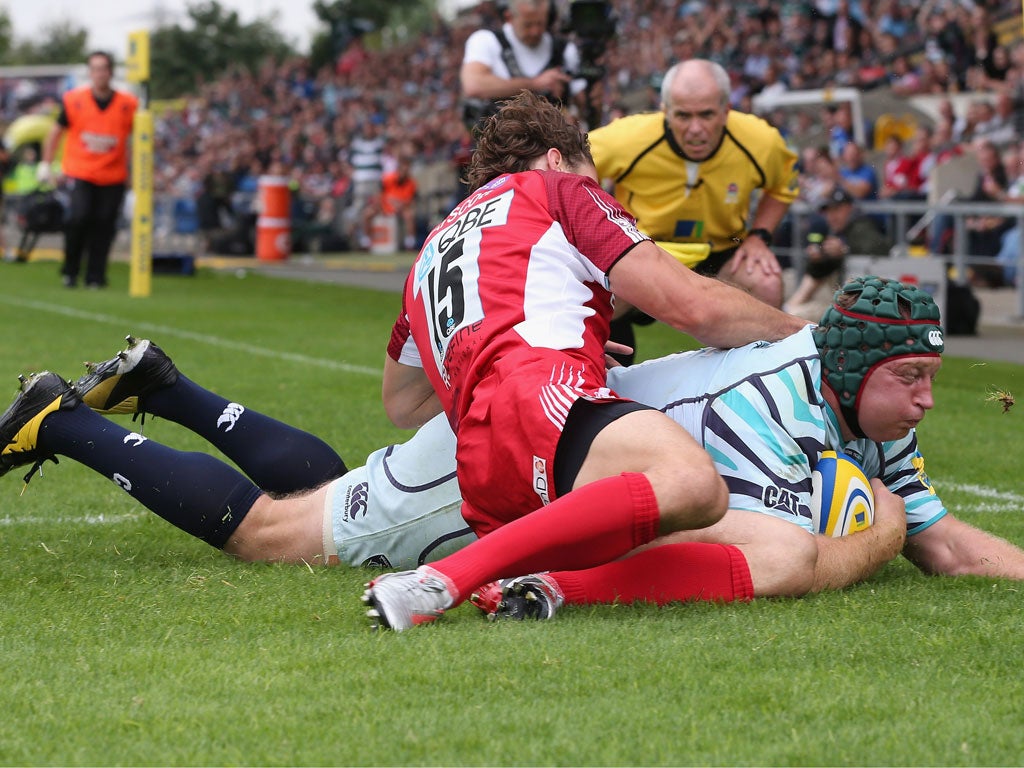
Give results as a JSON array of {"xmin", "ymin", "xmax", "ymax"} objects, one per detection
[{"xmin": 388, "ymin": 169, "xmax": 648, "ymax": 428}]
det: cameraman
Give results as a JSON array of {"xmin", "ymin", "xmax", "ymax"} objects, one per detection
[{"xmin": 460, "ymin": 0, "xmax": 585, "ymax": 131}]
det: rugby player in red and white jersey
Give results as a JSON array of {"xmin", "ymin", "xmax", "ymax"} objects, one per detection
[{"xmin": 366, "ymin": 90, "xmax": 806, "ymax": 630}]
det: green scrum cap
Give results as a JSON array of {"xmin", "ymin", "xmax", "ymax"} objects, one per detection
[{"xmin": 812, "ymin": 275, "xmax": 944, "ymax": 411}]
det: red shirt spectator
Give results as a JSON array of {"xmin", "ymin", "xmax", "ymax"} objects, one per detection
[{"xmin": 880, "ymin": 135, "xmax": 923, "ymax": 198}]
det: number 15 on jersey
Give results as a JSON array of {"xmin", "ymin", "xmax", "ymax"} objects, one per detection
[{"xmin": 411, "ymin": 189, "xmax": 513, "ymax": 387}]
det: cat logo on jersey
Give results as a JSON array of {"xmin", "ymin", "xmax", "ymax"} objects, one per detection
[
  {"xmin": 762, "ymin": 484, "xmax": 800, "ymax": 515},
  {"xmin": 911, "ymin": 453, "xmax": 937, "ymax": 494},
  {"xmin": 724, "ymin": 183, "xmax": 739, "ymax": 205}
]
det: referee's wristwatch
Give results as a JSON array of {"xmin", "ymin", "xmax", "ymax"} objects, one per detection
[{"xmin": 746, "ymin": 227, "xmax": 774, "ymax": 247}]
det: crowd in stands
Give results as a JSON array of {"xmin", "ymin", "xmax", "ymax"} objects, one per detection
[
  {"xmin": 141, "ymin": 0, "xmax": 1023, "ymax": 274},
  {"xmin": 790, "ymin": 97, "xmax": 1024, "ymax": 287}
]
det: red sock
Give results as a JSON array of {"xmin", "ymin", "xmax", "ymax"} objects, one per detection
[
  {"xmin": 550, "ymin": 542, "xmax": 754, "ymax": 605},
  {"xmin": 432, "ymin": 473, "xmax": 659, "ymax": 604}
]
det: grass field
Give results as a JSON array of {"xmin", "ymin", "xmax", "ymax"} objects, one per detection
[{"xmin": 1, "ymin": 260, "xmax": 1023, "ymax": 766}]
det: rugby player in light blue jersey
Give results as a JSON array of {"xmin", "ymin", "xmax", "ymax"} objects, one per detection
[{"xmin": 2, "ymin": 277, "xmax": 1022, "ymax": 615}]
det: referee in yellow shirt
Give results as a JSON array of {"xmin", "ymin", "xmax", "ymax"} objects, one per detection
[{"xmin": 591, "ymin": 59, "xmax": 798, "ymax": 358}]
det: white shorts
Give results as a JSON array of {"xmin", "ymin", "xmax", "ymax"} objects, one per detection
[{"xmin": 322, "ymin": 414, "xmax": 476, "ymax": 569}]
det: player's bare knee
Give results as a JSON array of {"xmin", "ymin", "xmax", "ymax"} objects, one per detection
[
  {"xmin": 222, "ymin": 499, "xmax": 272, "ymax": 562},
  {"xmin": 653, "ymin": 468, "xmax": 728, "ymax": 533},
  {"xmin": 222, "ymin": 530, "xmax": 264, "ymax": 562}
]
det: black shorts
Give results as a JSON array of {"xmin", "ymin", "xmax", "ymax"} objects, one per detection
[
  {"xmin": 694, "ymin": 247, "xmax": 737, "ymax": 276},
  {"xmin": 553, "ymin": 398, "xmax": 652, "ymax": 496}
]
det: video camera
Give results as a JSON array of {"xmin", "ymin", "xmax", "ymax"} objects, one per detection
[{"xmin": 562, "ymin": 0, "xmax": 617, "ymax": 84}]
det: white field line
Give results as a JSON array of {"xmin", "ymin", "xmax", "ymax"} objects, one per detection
[
  {"xmin": 0, "ymin": 511, "xmax": 145, "ymax": 527},
  {"xmin": 0, "ymin": 294, "xmax": 382, "ymax": 377},
  {"xmin": 0, "ymin": 483, "xmax": 1018, "ymax": 529},
  {"xmin": 941, "ymin": 482, "xmax": 1024, "ymax": 515}
]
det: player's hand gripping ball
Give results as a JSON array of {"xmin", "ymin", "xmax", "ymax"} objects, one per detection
[{"xmin": 810, "ymin": 450, "xmax": 874, "ymax": 536}]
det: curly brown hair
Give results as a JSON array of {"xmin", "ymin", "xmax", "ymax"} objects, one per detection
[{"xmin": 464, "ymin": 90, "xmax": 593, "ymax": 193}]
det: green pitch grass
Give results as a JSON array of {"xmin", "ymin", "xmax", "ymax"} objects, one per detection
[{"xmin": 0, "ymin": 261, "xmax": 1022, "ymax": 766}]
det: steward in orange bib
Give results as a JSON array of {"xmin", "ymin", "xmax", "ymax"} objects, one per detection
[
  {"xmin": 41, "ymin": 51, "xmax": 138, "ymax": 288},
  {"xmin": 360, "ymin": 156, "xmax": 420, "ymax": 251}
]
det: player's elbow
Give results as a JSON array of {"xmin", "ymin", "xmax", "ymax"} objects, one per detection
[
  {"xmin": 766, "ymin": 528, "xmax": 818, "ymax": 597},
  {"xmin": 384, "ymin": 395, "xmax": 430, "ymax": 430},
  {"xmin": 386, "ymin": 388, "xmax": 444, "ymax": 430},
  {"xmin": 382, "ymin": 357, "xmax": 439, "ymax": 429},
  {"xmin": 384, "ymin": 402, "xmax": 415, "ymax": 430}
]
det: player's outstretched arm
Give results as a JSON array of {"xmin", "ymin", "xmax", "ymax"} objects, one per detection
[
  {"xmin": 608, "ymin": 241, "xmax": 806, "ymax": 349},
  {"xmin": 655, "ymin": 492, "xmax": 904, "ymax": 599},
  {"xmin": 811, "ymin": 480, "xmax": 907, "ymax": 592},
  {"xmin": 382, "ymin": 356, "xmax": 443, "ymax": 429},
  {"xmin": 903, "ymin": 514, "xmax": 1024, "ymax": 579}
]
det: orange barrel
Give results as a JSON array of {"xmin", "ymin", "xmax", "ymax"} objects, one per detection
[
  {"xmin": 256, "ymin": 175, "xmax": 291, "ymax": 261},
  {"xmin": 256, "ymin": 216, "xmax": 291, "ymax": 261},
  {"xmin": 369, "ymin": 214, "xmax": 398, "ymax": 254},
  {"xmin": 257, "ymin": 175, "xmax": 290, "ymax": 218}
]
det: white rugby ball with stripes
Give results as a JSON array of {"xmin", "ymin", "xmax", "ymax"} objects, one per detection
[{"xmin": 810, "ymin": 450, "xmax": 874, "ymax": 537}]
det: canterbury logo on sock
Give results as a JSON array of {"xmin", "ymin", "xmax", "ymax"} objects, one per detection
[
  {"xmin": 123, "ymin": 432, "xmax": 147, "ymax": 447},
  {"xmin": 216, "ymin": 403, "xmax": 245, "ymax": 432}
]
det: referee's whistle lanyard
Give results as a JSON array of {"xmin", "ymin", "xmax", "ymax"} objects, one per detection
[{"xmin": 683, "ymin": 161, "xmax": 702, "ymax": 199}]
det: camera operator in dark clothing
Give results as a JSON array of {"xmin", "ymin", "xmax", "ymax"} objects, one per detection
[{"xmin": 460, "ymin": 0, "xmax": 584, "ymax": 131}]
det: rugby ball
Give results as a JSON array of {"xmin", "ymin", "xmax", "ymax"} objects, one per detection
[{"xmin": 810, "ymin": 451, "xmax": 874, "ymax": 537}]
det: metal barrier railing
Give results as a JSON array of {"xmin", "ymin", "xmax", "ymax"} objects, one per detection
[
  {"xmin": 779, "ymin": 198, "xmax": 1024, "ymax": 319},
  {"xmin": 146, "ymin": 186, "xmax": 1024, "ymax": 320}
]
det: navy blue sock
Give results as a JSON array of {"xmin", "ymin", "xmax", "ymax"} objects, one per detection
[
  {"xmin": 38, "ymin": 405, "xmax": 261, "ymax": 548},
  {"xmin": 140, "ymin": 374, "xmax": 347, "ymax": 494}
]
